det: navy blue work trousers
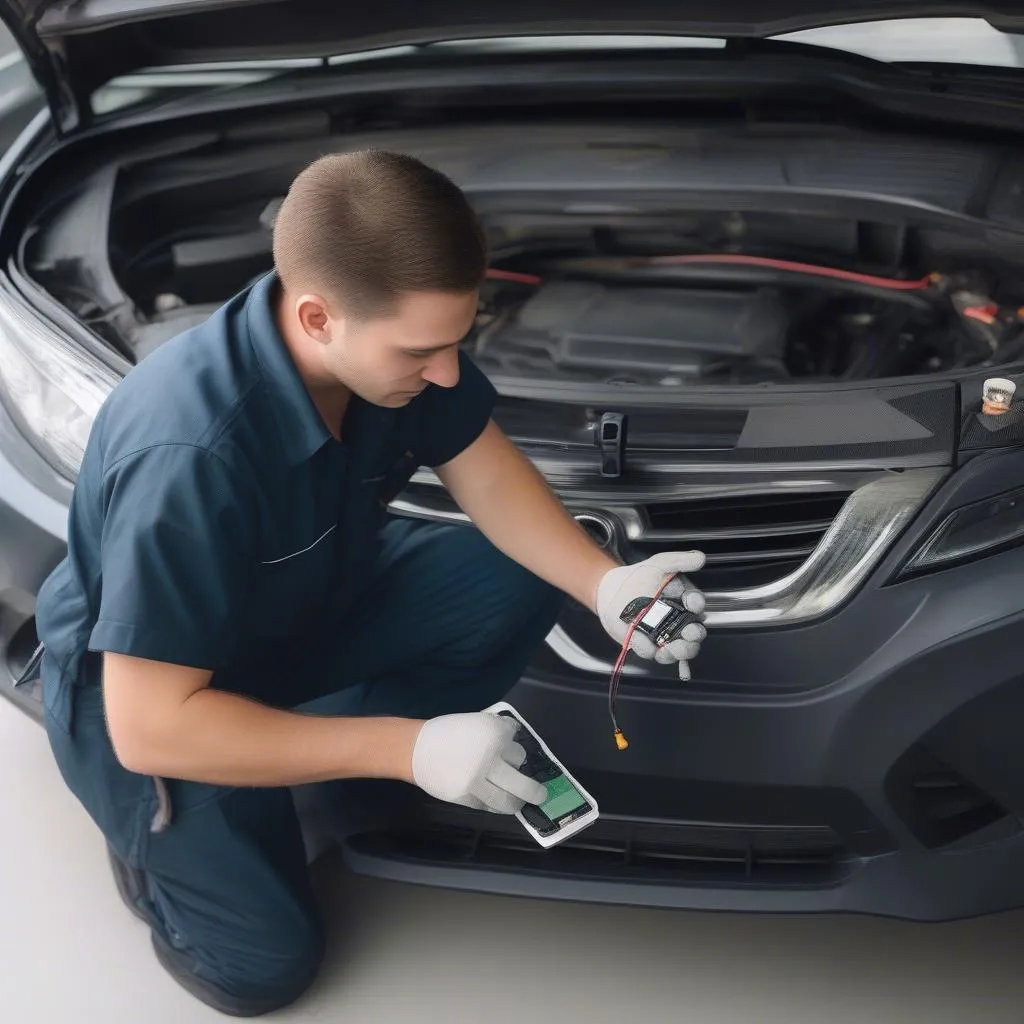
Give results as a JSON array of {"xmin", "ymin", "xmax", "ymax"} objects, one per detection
[{"xmin": 44, "ymin": 519, "xmax": 564, "ymax": 1011}]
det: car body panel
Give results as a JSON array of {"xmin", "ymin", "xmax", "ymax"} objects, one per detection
[
  {"xmin": 0, "ymin": 49, "xmax": 44, "ymax": 151},
  {"xmin": 4, "ymin": 1, "xmax": 1024, "ymax": 130}
]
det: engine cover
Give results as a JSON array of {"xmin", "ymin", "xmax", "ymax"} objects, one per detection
[{"xmin": 476, "ymin": 281, "xmax": 790, "ymax": 383}]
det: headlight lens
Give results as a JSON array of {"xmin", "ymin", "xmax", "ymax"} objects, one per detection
[
  {"xmin": 0, "ymin": 282, "xmax": 119, "ymax": 480},
  {"xmin": 901, "ymin": 486, "xmax": 1024, "ymax": 577}
]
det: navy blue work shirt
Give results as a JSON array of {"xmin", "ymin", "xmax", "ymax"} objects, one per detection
[{"xmin": 35, "ymin": 271, "xmax": 496, "ymax": 703}]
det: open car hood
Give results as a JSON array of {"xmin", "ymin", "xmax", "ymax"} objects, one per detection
[{"xmin": 5, "ymin": 1, "xmax": 1024, "ymax": 133}]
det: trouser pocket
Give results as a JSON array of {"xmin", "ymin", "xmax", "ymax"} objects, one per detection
[{"xmin": 40, "ymin": 648, "xmax": 75, "ymax": 736}]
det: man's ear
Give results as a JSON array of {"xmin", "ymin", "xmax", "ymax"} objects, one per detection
[{"xmin": 295, "ymin": 294, "xmax": 338, "ymax": 345}]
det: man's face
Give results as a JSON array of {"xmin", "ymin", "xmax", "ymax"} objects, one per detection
[{"xmin": 319, "ymin": 290, "xmax": 479, "ymax": 407}]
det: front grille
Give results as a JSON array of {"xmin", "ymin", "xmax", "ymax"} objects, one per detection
[
  {"xmin": 395, "ymin": 480, "xmax": 851, "ymax": 591},
  {"xmin": 632, "ymin": 491, "xmax": 850, "ymax": 589},
  {"xmin": 348, "ymin": 807, "xmax": 853, "ymax": 887}
]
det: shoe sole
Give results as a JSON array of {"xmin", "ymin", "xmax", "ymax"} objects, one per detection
[
  {"xmin": 108, "ymin": 844, "xmax": 308, "ymax": 1016},
  {"xmin": 150, "ymin": 930, "xmax": 300, "ymax": 1018}
]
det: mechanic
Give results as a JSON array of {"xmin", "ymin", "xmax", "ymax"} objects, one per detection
[{"xmin": 33, "ymin": 150, "xmax": 708, "ymax": 1017}]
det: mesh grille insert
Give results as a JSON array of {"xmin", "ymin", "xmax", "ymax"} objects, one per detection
[
  {"xmin": 348, "ymin": 809, "xmax": 853, "ymax": 887},
  {"xmin": 635, "ymin": 491, "xmax": 850, "ymax": 589}
]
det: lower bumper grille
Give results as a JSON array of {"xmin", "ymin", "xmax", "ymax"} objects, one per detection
[{"xmin": 347, "ymin": 808, "xmax": 853, "ymax": 887}]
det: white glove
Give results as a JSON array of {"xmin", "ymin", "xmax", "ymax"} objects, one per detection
[
  {"xmin": 596, "ymin": 551, "xmax": 708, "ymax": 680},
  {"xmin": 411, "ymin": 712, "xmax": 547, "ymax": 814}
]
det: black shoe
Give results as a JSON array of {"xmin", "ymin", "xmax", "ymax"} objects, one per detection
[
  {"xmin": 150, "ymin": 930, "xmax": 305, "ymax": 1018},
  {"xmin": 106, "ymin": 844, "xmax": 150, "ymax": 924},
  {"xmin": 109, "ymin": 844, "xmax": 309, "ymax": 1016}
]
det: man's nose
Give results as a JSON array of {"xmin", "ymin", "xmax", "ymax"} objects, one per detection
[{"xmin": 421, "ymin": 348, "xmax": 460, "ymax": 389}]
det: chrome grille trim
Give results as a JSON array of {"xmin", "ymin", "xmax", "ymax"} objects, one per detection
[
  {"xmin": 389, "ymin": 493, "xmax": 469, "ymax": 524},
  {"xmin": 545, "ymin": 625, "xmax": 646, "ymax": 677},
  {"xmin": 637, "ymin": 519, "xmax": 837, "ymax": 543},
  {"xmin": 700, "ymin": 467, "xmax": 944, "ymax": 626},
  {"xmin": 389, "ymin": 467, "xmax": 945, "ymax": 632}
]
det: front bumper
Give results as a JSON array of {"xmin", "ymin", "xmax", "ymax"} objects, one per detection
[
  {"xmin": 331, "ymin": 596, "xmax": 1024, "ymax": 921},
  {"xmin": 7, "ymin": 415, "xmax": 1024, "ymax": 920},
  {"xmin": 328, "ymin": 450, "xmax": 1024, "ymax": 922}
]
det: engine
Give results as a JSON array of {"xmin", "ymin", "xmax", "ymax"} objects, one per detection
[{"xmin": 472, "ymin": 281, "xmax": 790, "ymax": 385}]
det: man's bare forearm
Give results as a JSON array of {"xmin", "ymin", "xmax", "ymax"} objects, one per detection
[
  {"xmin": 437, "ymin": 421, "xmax": 619, "ymax": 610},
  {"xmin": 112, "ymin": 683, "xmax": 423, "ymax": 787}
]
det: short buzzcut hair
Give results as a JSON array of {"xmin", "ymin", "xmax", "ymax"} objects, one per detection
[{"xmin": 272, "ymin": 150, "xmax": 488, "ymax": 319}]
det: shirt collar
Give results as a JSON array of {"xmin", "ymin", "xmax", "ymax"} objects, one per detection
[{"xmin": 244, "ymin": 271, "xmax": 332, "ymax": 467}]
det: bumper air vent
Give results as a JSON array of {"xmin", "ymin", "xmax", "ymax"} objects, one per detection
[
  {"xmin": 886, "ymin": 743, "xmax": 1010, "ymax": 849},
  {"xmin": 347, "ymin": 807, "xmax": 853, "ymax": 887}
]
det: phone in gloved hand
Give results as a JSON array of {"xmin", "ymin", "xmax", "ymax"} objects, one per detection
[{"xmin": 485, "ymin": 701, "xmax": 599, "ymax": 848}]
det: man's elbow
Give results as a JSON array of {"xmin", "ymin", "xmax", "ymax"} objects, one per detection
[
  {"xmin": 105, "ymin": 699, "xmax": 183, "ymax": 776},
  {"xmin": 108, "ymin": 721, "xmax": 167, "ymax": 776},
  {"xmin": 102, "ymin": 652, "xmax": 208, "ymax": 775}
]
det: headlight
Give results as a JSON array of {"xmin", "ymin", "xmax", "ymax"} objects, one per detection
[
  {"xmin": 0, "ymin": 282, "xmax": 119, "ymax": 480},
  {"xmin": 900, "ymin": 486, "xmax": 1024, "ymax": 577}
]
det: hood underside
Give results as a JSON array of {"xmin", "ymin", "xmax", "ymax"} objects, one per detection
[{"xmin": 4, "ymin": 1, "xmax": 1024, "ymax": 133}]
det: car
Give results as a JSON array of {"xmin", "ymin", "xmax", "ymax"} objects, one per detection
[{"xmin": 4, "ymin": 1, "xmax": 1024, "ymax": 923}]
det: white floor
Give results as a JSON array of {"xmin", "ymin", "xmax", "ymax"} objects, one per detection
[{"xmin": 4, "ymin": 698, "xmax": 1024, "ymax": 1023}]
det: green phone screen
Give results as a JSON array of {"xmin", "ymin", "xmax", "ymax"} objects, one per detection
[{"xmin": 540, "ymin": 773, "xmax": 587, "ymax": 820}]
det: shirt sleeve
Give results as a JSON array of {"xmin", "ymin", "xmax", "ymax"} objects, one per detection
[
  {"xmin": 416, "ymin": 351, "xmax": 498, "ymax": 467},
  {"xmin": 88, "ymin": 444, "xmax": 257, "ymax": 670}
]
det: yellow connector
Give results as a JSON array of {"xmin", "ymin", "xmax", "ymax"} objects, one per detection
[{"xmin": 614, "ymin": 728, "xmax": 629, "ymax": 751}]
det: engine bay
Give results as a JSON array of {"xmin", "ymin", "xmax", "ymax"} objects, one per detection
[{"xmin": 21, "ymin": 125, "xmax": 1024, "ymax": 387}]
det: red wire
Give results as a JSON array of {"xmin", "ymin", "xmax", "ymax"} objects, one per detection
[
  {"xmin": 485, "ymin": 268, "xmax": 542, "ymax": 285},
  {"xmin": 644, "ymin": 254, "xmax": 934, "ymax": 292},
  {"xmin": 609, "ymin": 576, "xmax": 674, "ymax": 742},
  {"xmin": 488, "ymin": 257, "xmax": 934, "ymax": 292}
]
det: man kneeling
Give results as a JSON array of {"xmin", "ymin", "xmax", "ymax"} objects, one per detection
[{"xmin": 35, "ymin": 150, "xmax": 707, "ymax": 1015}]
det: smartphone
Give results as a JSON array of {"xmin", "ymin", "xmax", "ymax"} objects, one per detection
[{"xmin": 485, "ymin": 700, "xmax": 600, "ymax": 848}]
